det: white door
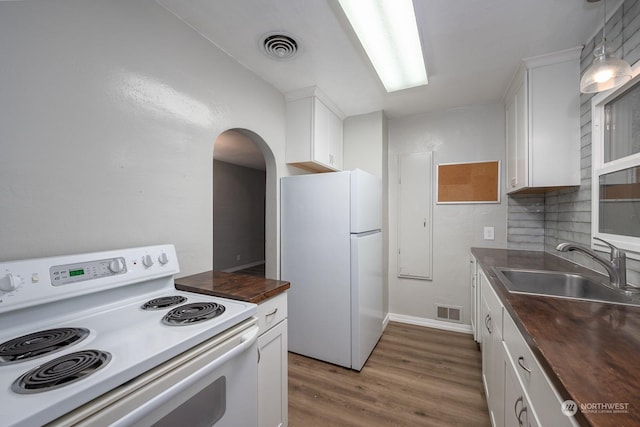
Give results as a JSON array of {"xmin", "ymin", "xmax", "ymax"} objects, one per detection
[
  {"xmin": 351, "ymin": 231, "xmax": 383, "ymax": 371},
  {"xmin": 398, "ymin": 152, "xmax": 432, "ymax": 279}
]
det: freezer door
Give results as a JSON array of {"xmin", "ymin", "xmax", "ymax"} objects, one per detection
[
  {"xmin": 350, "ymin": 169, "xmax": 382, "ymax": 233},
  {"xmin": 351, "ymin": 231, "xmax": 383, "ymax": 371}
]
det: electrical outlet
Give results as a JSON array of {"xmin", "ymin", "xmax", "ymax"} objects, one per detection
[
  {"xmin": 483, "ymin": 226, "xmax": 495, "ymax": 240},
  {"xmin": 236, "ymin": 254, "xmax": 241, "ymax": 261}
]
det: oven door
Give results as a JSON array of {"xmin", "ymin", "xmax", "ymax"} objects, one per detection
[{"xmin": 48, "ymin": 318, "xmax": 259, "ymax": 427}]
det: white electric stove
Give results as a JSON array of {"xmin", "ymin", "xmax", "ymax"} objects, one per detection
[{"xmin": 0, "ymin": 245, "xmax": 259, "ymax": 427}]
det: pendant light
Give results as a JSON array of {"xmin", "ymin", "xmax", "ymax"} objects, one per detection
[{"xmin": 580, "ymin": 0, "xmax": 632, "ymax": 93}]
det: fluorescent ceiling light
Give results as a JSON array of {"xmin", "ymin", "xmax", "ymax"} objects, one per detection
[{"xmin": 338, "ymin": 0, "xmax": 427, "ymax": 92}]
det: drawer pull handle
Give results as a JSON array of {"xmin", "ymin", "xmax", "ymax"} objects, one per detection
[
  {"xmin": 484, "ymin": 314, "xmax": 492, "ymax": 334},
  {"xmin": 514, "ymin": 396, "xmax": 525, "ymax": 426},
  {"xmin": 517, "ymin": 405, "xmax": 527, "ymax": 427},
  {"xmin": 517, "ymin": 356, "xmax": 532, "ymax": 374},
  {"xmin": 266, "ymin": 308, "xmax": 278, "ymax": 317}
]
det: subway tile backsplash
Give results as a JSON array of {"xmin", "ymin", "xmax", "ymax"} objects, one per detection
[{"xmin": 507, "ymin": 194, "xmax": 544, "ymax": 251}]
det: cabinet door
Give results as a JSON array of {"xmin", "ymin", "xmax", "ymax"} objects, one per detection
[
  {"xmin": 515, "ymin": 75, "xmax": 528, "ymax": 191},
  {"xmin": 258, "ymin": 319, "xmax": 288, "ymax": 427},
  {"xmin": 480, "ymin": 274, "xmax": 504, "ymax": 427},
  {"xmin": 312, "ymin": 98, "xmax": 331, "ymax": 167},
  {"xmin": 528, "ymin": 59, "xmax": 580, "ymax": 187},
  {"xmin": 328, "ymin": 109, "xmax": 343, "ymax": 170},
  {"xmin": 470, "ymin": 255, "xmax": 479, "ymax": 343},
  {"xmin": 489, "ymin": 330, "xmax": 505, "ymax": 427},
  {"xmin": 506, "ymin": 71, "xmax": 528, "ymax": 193},
  {"xmin": 480, "ymin": 294, "xmax": 492, "ymax": 401},
  {"xmin": 504, "ymin": 348, "xmax": 539, "ymax": 427},
  {"xmin": 286, "ymin": 97, "xmax": 313, "ymax": 164},
  {"xmin": 506, "ymin": 92, "xmax": 518, "ymax": 191}
]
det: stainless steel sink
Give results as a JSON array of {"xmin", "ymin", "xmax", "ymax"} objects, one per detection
[{"xmin": 494, "ymin": 268, "xmax": 640, "ymax": 307}]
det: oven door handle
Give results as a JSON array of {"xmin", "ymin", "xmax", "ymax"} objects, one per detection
[{"xmin": 110, "ymin": 325, "xmax": 259, "ymax": 427}]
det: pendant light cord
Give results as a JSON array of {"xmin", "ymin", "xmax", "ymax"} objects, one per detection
[{"xmin": 602, "ymin": 0, "xmax": 607, "ymax": 44}]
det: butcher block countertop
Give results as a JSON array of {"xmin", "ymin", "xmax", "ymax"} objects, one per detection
[
  {"xmin": 175, "ymin": 270, "xmax": 290, "ymax": 304},
  {"xmin": 472, "ymin": 248, "xmax": 640, "ymax": 427}
]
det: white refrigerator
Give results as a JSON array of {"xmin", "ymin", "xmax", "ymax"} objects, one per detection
[{"xmin": 281, "ymin": 169, "xmax": 383, "ymax": 371}]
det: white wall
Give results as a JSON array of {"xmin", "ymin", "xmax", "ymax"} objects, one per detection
[
  {"xmin": 0, "ymin": 1, "xmax": 288, "ymax": 277},
  {"xmin": 343, "ymin": 111, "xmax": 389, "ymax": 314},
  {"xmin": 388, "ymin": 104, "xmax": 507, "ymax": 324},
  {"xmin": 343, "ymin": 111, "xmax": 385, "ymax": 178}
]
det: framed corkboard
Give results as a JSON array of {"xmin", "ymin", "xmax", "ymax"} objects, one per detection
[{"xmin": 437, "ymin": 160, "xmax": 500, "ymax": 204}]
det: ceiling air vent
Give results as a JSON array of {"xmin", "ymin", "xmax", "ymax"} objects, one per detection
[{"xmin": 260, "ymin": 32, "xmax": 301, "ymax": 60}]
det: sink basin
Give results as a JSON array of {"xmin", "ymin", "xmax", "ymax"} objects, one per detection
[{"xmin": 494, "ymin": 268, "xmax": 640, "ymax": 307}]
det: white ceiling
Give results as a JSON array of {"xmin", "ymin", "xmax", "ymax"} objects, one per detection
[{"xmin": 156, "ymin": 0, "xmax": 616, "ymax": 168}]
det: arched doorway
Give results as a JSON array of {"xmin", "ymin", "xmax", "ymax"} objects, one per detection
[{"xmin": 212, "ymin": 129, "xmax": 277, "ymax": 279}]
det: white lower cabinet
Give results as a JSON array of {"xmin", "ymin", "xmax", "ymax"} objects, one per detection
[
  {"xmin": 480, "ymin": 272, "xmax": 504, "ymax": 427},
  {"xmin": 470, "ymin": 254, "xmax": 480, "ymax": 343},
  {"xmin": 257, "ymin": 292, "xmax": 288, "ymax": 427},
  {"xmin": 479, "ymin": 264, "xmax": 579, "ymax": 427},
  {"xmin": 503, "ymin": 347, "xmax": 539, "ymax": 427},
  {"xmin": 502, "ymin": 311, "xmax": 577, "ymax": 427}
]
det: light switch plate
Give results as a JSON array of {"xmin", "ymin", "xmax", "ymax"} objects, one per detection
[{"xmin": 483, "ymin": 226, "xmax": 495, "ymax": 240}]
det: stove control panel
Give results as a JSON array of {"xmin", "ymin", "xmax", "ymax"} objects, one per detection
[
  {"xmin": 49, "ymin": 257, "xmax": 127, "ymax": 286},
  {"xmin": 0, "ymin": 245, "xmax": 179, "ymax": 313}
]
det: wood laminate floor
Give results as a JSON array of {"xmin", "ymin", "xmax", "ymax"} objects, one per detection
[{"xmin": 288, "ymin": 322, "xmax": 490, "ymax": 427}]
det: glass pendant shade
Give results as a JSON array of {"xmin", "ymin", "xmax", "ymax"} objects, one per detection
[{"xmin": 580, "ymin": 42, "xmax": 632, "ymax": 93}]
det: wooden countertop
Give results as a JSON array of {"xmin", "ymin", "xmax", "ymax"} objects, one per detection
[
  {"xmin": 175, "ymin": 270, "xmax": 290, "ymax": 304},
  {"xmin": 472, "ymin": 248, "xmax": 640, "ymax": 427}
]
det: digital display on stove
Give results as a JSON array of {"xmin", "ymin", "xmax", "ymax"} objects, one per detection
[{"xmin": 50, "ymin": 257, "xmax": 126, "ymax": 286}]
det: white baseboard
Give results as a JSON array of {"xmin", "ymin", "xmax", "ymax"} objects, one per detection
[
  {"xmin": 388, "ymin": 313, "xmax": 473, "ymax": 335},
  {"xmin": 223, "ymin": 260, "xmax": 265, "ymax": 273},
  {"xmin": 383, "ymin": 312, "xmax": 391, "ymax": 330}
]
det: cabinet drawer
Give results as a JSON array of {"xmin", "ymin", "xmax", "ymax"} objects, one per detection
[
  {"xmin": 257, "ymin": 292, "xmax": 287, "ymax": 335},
  {"xmin": 503, "ymin": 313, "xmax": 576, "ymax": 427}
]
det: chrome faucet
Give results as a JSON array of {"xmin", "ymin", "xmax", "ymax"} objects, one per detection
[{"xmin": 556, "ymin": 237, "xmax": 627, "ymax": 290}]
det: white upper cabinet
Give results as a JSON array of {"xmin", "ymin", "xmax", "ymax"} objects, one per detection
[
  {"xmin": 286, "ymin": 87, "xmax": 344, "ymax": 172},
  {"xmin": 504, "ymin": 47, "xmax": 582, "ymax": 194}
]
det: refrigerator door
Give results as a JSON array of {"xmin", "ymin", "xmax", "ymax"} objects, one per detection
[
  {"xmin": 351, "ymin": 231, "xmax": 383, "ymax": 371},
  {"xmin": 350, "ymin": 169, "xmax": 382, "ymax": 233},
  {"xmin": 281, "ymin": 172, "xmax": 352, "ymax": 368}
]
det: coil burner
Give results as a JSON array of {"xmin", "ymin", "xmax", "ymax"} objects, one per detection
[
  {"xmin": 12, "ymin": 349, "xmax": 111, "ymax": 394},
  {"xmin": 0, "ymin": 328, "xmax": 90, "ymax": 366},
  {"xmin": 162, "ymin": 302, "xmax": 226, "ymax": 325},
  {"xmin": 141, "ymin": 295, "xmax": 187, "ymax": 310}
]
